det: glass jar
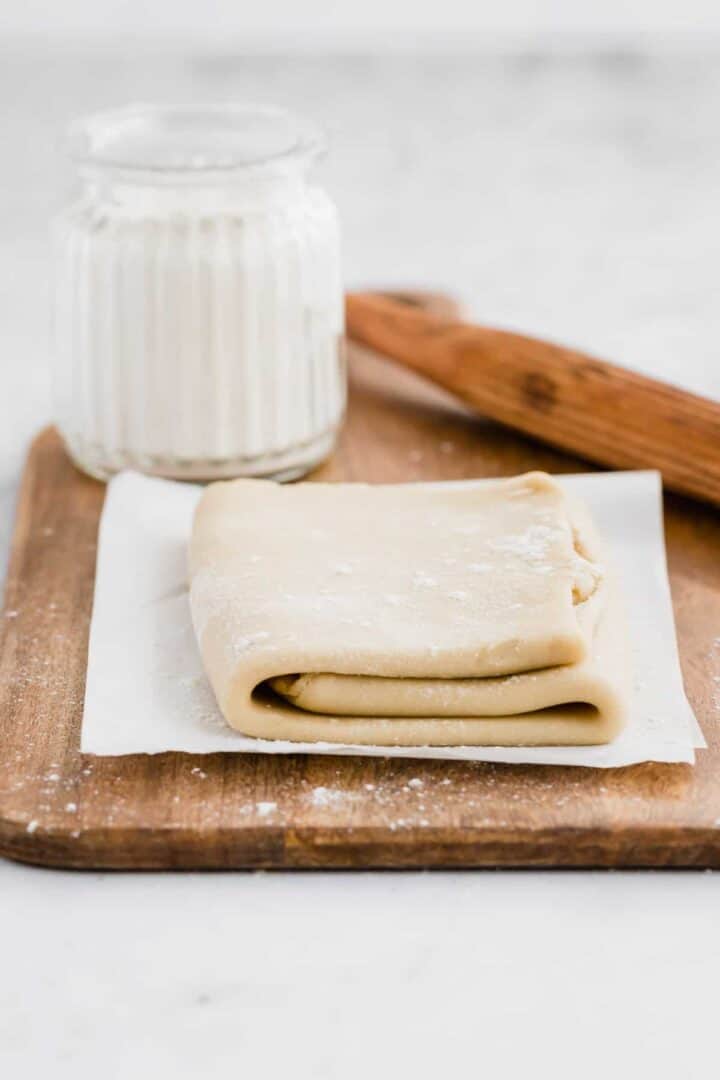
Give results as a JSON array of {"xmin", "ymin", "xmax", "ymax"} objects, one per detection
[{"xmin": 53, "ymin": 104, "xmax": 345, "ymax": 481}]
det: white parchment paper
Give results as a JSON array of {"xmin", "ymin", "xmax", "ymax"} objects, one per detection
[{"xmin": 81, "ymin": 470, "xmax": 703, "ymax": 766}]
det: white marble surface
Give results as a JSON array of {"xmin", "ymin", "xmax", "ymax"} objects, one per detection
[
  {"xmin": 2, "ymin": 862, "xmax": 720, "ymax": 1078},
  {"xmin": 1, "ymin": 44, "xmax": 720, "ymax": 1077}
]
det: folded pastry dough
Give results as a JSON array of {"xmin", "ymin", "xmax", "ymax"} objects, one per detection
[{"xmin": 188, "ymin": 472, "xmax": 629, "ymax": 746}]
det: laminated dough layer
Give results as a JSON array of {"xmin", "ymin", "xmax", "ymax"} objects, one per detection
[{"xmin": 188, "ymin": 472, "xmax": 629, "ymax": 746}]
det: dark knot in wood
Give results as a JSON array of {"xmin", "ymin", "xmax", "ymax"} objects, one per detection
[{"xmin": 522, "ymin": 371, "xmax": 557, "ymax": 413}]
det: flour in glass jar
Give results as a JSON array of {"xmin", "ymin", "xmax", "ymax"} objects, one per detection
[{"xmin": 53, "ymin": 103, "xmax": 346, "ymax": 482}]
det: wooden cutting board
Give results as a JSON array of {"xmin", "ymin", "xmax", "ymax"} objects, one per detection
[{"xmin": 1, "ymin": 341, "xmax": 720, "ymax": 869}]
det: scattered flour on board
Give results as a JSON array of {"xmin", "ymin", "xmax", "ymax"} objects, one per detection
[
  {"xmin": 713, "ymin": 675, "xmax": 720, "ymax": 713},
  {"xmin": 712, "ymin": 639, "xmax": 720, "ymax": 713},
  {"xmin": 310, "ymin": 786, "xmax": 351, "ymax": 808}
]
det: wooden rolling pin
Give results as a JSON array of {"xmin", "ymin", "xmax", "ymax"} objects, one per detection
[{"xmin": 346, "ymin": 291, "xmax": 720, "ymax": 508}]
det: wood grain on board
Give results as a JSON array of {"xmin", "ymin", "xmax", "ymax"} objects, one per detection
[{"xmin": 0, "ymin": 338, "xmax": 719, "ymax": 869}]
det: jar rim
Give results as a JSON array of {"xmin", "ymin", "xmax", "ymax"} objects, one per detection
[{"xmin": 64, "ymin": 103, "xmax": 327, "ymax": 185}]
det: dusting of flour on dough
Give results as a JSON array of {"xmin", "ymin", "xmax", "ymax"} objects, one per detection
[
  {"xmin": 383, "ymin": 594, "xmax": 403, "ymax": 606},
  {"xmin": 233, "ymin": 631, "xmax": 270, "ymax": 653},
  {"xmin": 412, "ymin": 571, "xmax": 437, "ymax": 588},
  {"xmin": 487, "ymin": 523, "xmax": 564, "ymax": 560}
]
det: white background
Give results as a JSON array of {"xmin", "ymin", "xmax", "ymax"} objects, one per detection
[
  {"xmin": 2, "ymin": 4, "xmax": 720, "ymax": 1077},
  {"xmin": 5, "ymin": 1, "xmax": 720, "ymax": 46}
]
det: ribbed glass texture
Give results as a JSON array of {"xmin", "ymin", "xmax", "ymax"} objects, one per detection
[{"xmin": 53, "ymin": 106, "xmax": 345, "ymax": 481}]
